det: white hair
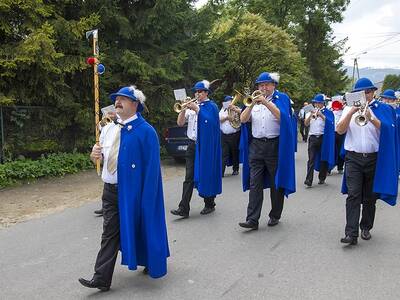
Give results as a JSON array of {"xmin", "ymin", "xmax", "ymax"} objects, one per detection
[
  {"xmin": 128, "ymin": 85, "xmax": 146, "ymax": 104},
  {"xmin": 270, "ymin": 73, "xmax": 280, "ymax": 84}
]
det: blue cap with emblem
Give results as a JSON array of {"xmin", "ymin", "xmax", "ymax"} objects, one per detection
[{"xmin": 192, "ymin": 80, "xmax": 211, "ymax": 93}]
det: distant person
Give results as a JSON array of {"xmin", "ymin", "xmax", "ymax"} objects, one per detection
[
  {"xmin": 219, "ymin": 95, "xmax": 241, "ymax": 177},
  {"xmin": 303, "ymin": 94, "xmax": 335, "ymax": 187},
  {"xmin": 298, "ymin": 102, "xmax": 310, "ymax": 142},
  {"xmin": 79, "ymin": 86, "xmax": 169, "ymax": 291}
]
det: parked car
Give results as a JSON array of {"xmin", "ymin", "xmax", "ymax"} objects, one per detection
[{"xmin": 163, "ymin": 125, "xmax": 190, "ymax": 162}]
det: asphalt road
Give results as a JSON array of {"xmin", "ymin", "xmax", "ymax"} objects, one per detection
[{"xmin": 1, "ymin": 142, "xmax": 400, "ymax": 299}]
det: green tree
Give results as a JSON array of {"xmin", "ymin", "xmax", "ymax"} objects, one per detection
[
  {"xmin": 382, "ymin": 74, "xmax": 400, "ymax": 91},
  {"xmin": 210, "ymin": 13, "xmax": 315, "ymax": 104}
]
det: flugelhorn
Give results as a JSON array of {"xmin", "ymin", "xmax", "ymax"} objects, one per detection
[{"xmin": 174, "ymin": 97, "xmax": 198, "ymax": 113}]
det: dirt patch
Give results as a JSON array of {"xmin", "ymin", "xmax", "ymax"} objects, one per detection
[{"xmin": 0, "ymin": 159, "xmax": 185, "ymax": 229}]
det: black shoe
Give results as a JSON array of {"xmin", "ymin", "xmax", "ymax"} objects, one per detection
[
  {"xmin": 361, "ymin": 229, "xmax": 371, "ymax": 240},
  {"xmin": 238, "ymin": 221, "xmax": 258, "ymax": 230},
  {"xmin": 304, "ymin": 180, "xmax": 312, "ymax": 187},
  {"xmin": 143, "ymin": 267, "xmax": 148, "ymax": 275},
  {"xmin": 200, "ymin": 207, "xmax": 215, "ymax": 215},
  {"xmin": 318, "ymin": 180, "xmax": 325, "ymax": 185},
  {"xmin": 78, "ymin": 278, "xmax": 110, "ymax": 292},
  {"xmin": 170, "ymin": 208, "xmax": 189, "ymax": 218},
  {"xmin": 94, "ymin": 209, "xmax": 103, "ymax": 216},
  {"xmin": 267, "ymin": 218, "xmax": 279, "ymax": 226},
  {"xmin": 232, "ymin": 170, "xmax": 239, "ymax": 176},
  {"xmin": 340, "ymin": 236, "xmax": 358, "ymax": 245}
]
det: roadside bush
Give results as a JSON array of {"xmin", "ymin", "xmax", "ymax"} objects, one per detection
[{"xmin": 0, "ymin": 153, "xmax": 93, "ymax": 189}]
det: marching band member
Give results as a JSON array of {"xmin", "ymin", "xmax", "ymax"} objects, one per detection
[
  {"xmin": 238, "ymin": 72, "xmax": 296, "ymax": 230},
  {"xmin": 304, "ymin": 94, "xmax": 335, "ymax": 187},
  {"xmin": 331, "ymin": 96, "xmax": 345, "ymax": 174},
  {"xmin": 380, "ymin": 89, "xmax": 400, "ymax": 174},
  {"xmin": 298, "ymin": 102, "xmax": 310, "ymax": 142},
  {"xmin": 79, "ymin": 86, "xmax": 169, "ymax": 291},
  {"xmin": 337, "ymin": 78, "xmax": 398, "ymax": 245},
  {"xmin": 171, "ymin": 80, "xmax": 222, "ymax": 218},
  {"xmin": 220, "ymin": 95, "xmax": 241, "ymax": 177}
]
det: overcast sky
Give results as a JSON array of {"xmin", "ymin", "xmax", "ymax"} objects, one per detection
[
  {"xmin": 195, "ymin": 0, "xmax": 400, "ymax": 69},
  {"xmin": 332, "ymin": 0, "xmax": 400, "ymax": 69}
]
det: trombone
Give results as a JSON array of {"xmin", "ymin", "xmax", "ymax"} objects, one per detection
[{"xmin": 174, "ymin": 97, "xmax": 198, "ymax": 113}]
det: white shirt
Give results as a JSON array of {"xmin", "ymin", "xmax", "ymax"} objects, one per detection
[
  {"xmin": 333, "ymin": 110, "xmax": 343, "ymax": 128},
  {"xmin": 185, "ymin": 109, "xmax": 198, "ymax": 141},
  {"xmin": 306, "ymin": 111, "xmax": 325, "ymax": 136},
  {"xmin": 251, "ymin": 103, "xmax": 280, "ymax": 138},
  {"xmin": 340, "ymin": 104, "xmax": 379, "ymax": 153},
  {"xmin": 100, "ymin": 114, "xmax": 138, "ymax": 184},
  {"xmin": 219, "ymin": 107, "xmax": 240, "ymax": 134}
]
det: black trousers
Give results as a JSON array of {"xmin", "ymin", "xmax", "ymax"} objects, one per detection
[
  {"xmin": 178, "ymin": 141, "xmax": 215, "ymax": 213},
  {"xmin": 246, "ymin": 137, "xmax": 284, "ymax": 225},
  {"xmin": 305, "ymin": 135, "xmax": 328, "ymax": 184},
  {"xmin": 299, "ymin": 120, "xmax": 309, "ymax": 142},
  {"xmin": 222, "ymin": 131, "xmax": 240, "ymax": 175},
  {"xmin": 335, "ymin": 133, "xmax": 345, "ymax": 171},
  {"xmin": 344, "ymin": 151, "xmax": 378, "ymax": 237},
  {"xmin": 93, "ymin": 183, "xmax": 120, "ymax": 286}
]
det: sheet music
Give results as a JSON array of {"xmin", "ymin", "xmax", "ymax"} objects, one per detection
[
  {"xmin": 173, "ymin": 89, "xmax": 187, "ymax": 101},
  {"xmin": 303, "ymin": 104, "xmax": 315, "ymax": 114},
  {"xmin": 345, "ymin": 91, "xmax": 366, "ymax": 107}
]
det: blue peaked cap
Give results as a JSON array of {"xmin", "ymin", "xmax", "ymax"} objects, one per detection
[
  {"xmin": 109, "ymin": 86, "xmax": 144, "ymax": 112},
  {"xmin": 380, "ymin": 89, "xmax": 397, "ymax": 100},
  {"xmin": 223, "ymin": 95, "xmax": 233, "ymax": 102},
  {"xmin": 312, "ymin": 94, "xmax": 325, "ymax": 103},
  {"xmin": 255, "ymin": 72, "xmax": 279, "ymax": 85},
  {"xmin": 192, "ymin": 80, "xmax": 211, "ymax": 93},
  {"xmin": 351, "ymin": 78, "xmax": 377, "ymax": 92}
]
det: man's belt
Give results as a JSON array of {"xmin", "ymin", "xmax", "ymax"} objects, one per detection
[
  {"xmin": 253, "ymin": 136, "xmax": 279, "ymax": 142},
  {"xmin": 347, "ymin": 151, "xmax": 377, "ymax": 158}
]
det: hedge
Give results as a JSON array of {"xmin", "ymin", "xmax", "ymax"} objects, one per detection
[{"xmin": 0, "ymin": 153, "xmax": 93, "ymax": 189}]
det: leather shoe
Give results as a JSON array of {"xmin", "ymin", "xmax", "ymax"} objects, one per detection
[
  {"xmin": 340, "ymin": 235, "xmax": 358, "ymax": 245},
  {"xmin": 318, "ymin": 180, "xmax": 325, "ymax": 185},
  {"xmin": 238, "ymin": 221, "xmax": 258, "ymax": 230},
  {"xmin": 94, "ymin": 209, "xmax": 103, "ymax": 216},
  {"xmin": 200, "ymin": 207, "xmax": 215, "ymax": 215},
  {"xmin": 304, "ymin": 180, "xmax": 312, "ymax": 187},
  {"xmin": 78, "ymin": 278, "xmax": 110, "ymax": 292},
  {"xmin": 361, "ymin": 229, "xmax": 371, "ymax": 240},
  {"xmin": 267, "ymin": 218, "xmax": 279, "ymax": 226},
  {"xmin": 232, "ymin": 170, "xmax": 239, "ymax": 176},
  {"xmin": 143, "ymin": 267, "xmax": 148, "ymax": 275},
  {"xmin": 170, "ymin": 208, "xmax": 189, "ymax": 218}
]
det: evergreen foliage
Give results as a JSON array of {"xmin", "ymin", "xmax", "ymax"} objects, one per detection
[{"xmin": 0, "ymin": 0, "xmax": 350, "ymax": 161}]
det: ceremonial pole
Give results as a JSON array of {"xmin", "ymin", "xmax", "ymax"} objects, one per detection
[{"xmin": 86, "ymin": 29, "xmax": 105, "ymax": 175}]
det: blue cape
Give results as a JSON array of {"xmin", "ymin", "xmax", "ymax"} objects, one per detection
[
  {"xmin": 239, "ymin": 91, "xmax": 296, "ymax": 196},
  {"xmin": 117, "ymin": 114, "xmax": 169, "ymax": 278},
  {"xmin": 341, "ymin": 102, "xmax": 398, "ymax": 206},
  {"xmin": 395, "ymin": 107, "xmax": 400, "ymax": 173},
  {"xmin": 194, "ymin": 100, "xmax": 222, "ymax": 197},
  {"xmin": 314, "ymin": 108, "xmax": 336, "ymax": 171}
]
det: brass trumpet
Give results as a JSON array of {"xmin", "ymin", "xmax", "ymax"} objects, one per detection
[
  {"xmin": 311, "ymin": 109, "xmax": 320, "ymax": 120},
  {"xmin": 243, "ymin": 90, "xmax": 266, "ymax": 107},
  {"xmin": 174, "ymin": 97, "xmax": 198, "ymax": 113}
]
